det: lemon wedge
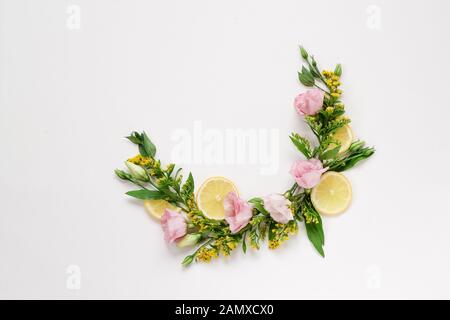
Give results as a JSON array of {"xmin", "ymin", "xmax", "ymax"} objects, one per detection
[
  {"xmin": 196, "ymin": 176, "xmax": 238, "ymax": 220},
  {"xmin": 311, "ymin": 171, "xmax": 352, "ymax": 215}
]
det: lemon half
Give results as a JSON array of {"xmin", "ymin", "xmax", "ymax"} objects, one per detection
[
  {"xmin": 196, "ymin": 176, "xmax": 238, "ymax": 220},
  {"xmin": 311, "ymin": 171, "xmax": 352, "ymax": 215}
]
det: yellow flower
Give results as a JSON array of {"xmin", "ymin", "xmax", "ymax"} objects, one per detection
[
  {"xmin": 331, "ymin": 92, "xmax": 341, "ymax": 98},
  {"xmin": 196, "ymin": 247, "xmax": 218, "ymax": 263},
  {"xmin": 227, "ymin": 242, "xmax": 237, "ymax": 250},
  {"xmin": 322, "ymin": 70, "xmax": 332, "ymax": 77},
  {"xmin": 288, "ymin": 223, "xmax": 299, "ymax": 233},
  {"xmin": 305, "ymin": 214, "xmax": 319, "ymax": 224},
  {"xmin": 127, "ymin": 154, "xmax": 152, "ymax": 167},
  {"xmin": 268, "ymin": 240, "xmax": 280, "ymax": 249}
]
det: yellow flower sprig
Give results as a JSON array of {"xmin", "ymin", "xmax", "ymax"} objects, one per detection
[
  {"xmin": 268, "ymin": 220, "xmax": 298, "ymax": 249},
  {"xmin": 322, "ymin": 69, "xmax": 342, "ymax": 98}
]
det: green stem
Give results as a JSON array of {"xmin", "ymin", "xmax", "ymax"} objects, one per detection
[
  {"xmin": 191, "ymin": 239, "xmax": 213, "ymax": 257},
  {"xmin": 314, "ymin": 84, "xmax": 330, "ymax": 94}
]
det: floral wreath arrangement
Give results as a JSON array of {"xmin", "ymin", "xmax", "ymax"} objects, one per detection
[{"xmin": 115, "ymin": 47, "xmax": 375, "ymax": 266}]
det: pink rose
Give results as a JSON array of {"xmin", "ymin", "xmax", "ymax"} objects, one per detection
[
  {"xmin": 263, "ymin": 194, "xmax": 293, "ymax": 224},
  {"xmin": 294, "ymin": 89, "xmax": 324, "ymax": 116},
  {"xmin": 290, "ymin": 158, "xmax": 327, "ymax": 189},
  {"xmin": 224, "ymin": 192, "xmax": 253, "ymax": 233},
  {"xmin": 161, "ymin": 209, "xmax": 187, "ymax": 243}
]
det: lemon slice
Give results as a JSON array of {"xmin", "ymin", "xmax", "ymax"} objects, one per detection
[
  {"xmin": 196, "ymin": 176, "xmax": 238, "ymax": 220},
  {"xmin": 311, "ymin": 171, "xmax": 352, "ymax": 215},
  {"xmin": 144, "ymin": 199, "xmax": 179, "ymax": 220},
  {"xmin": 331, "ymin": 125, "xmax": 354, "ymax": 154}
]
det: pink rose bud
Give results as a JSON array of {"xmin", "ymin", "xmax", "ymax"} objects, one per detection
[
  {"xmin": 263, "ymin": 194, "xmax": 293, "ymax": 224},
  {"xmin": 290, "ymin": 158, "xmax": 327, "ymax": 189},
  {"xmin": 294, "ymin": 88, "xmax": 324, "ymax": 116},
  {"xmin": 224, "ymin": 192, "xmax": 253, "ymax": 234},
  {"xmin": 161, "ymin": 209, "xmax": 187, "ymax": 243}
]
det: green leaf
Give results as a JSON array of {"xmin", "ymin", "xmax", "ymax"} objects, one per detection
[
  {"xmin": 336, "ymin": 150, "xmax": 375, "ymax": 171},
  {"xmin": 125, "ymin": 132, "xmax": 141, "ymax": 144},
  {"xmin": 289, "ymin": 133, "xmax": 312, "ymax": 159},
  {"xmin": 298, "ymin": 71, "xmax": 315, "ymax": 87},
  {"xmin": 248, "ymin": 198, "xmax": 270, "ymax": 216},
  {"xmin": 182, "ymin": 172, "xmax": 195, "ymax": 196},
  {"xmin": 300, "ymin": 46, "xmax": 308, "ymax": 59},
  {"xmin": 303, "ymin": 200, "xmax": 325, "ymax": 257},
  {"xmin": 301, "ymin": 66, "xmax": 311, "ymax": 78},
  {"xmin": 126, "ymin": 131, "xmax": 157, "ymax": 158},
  {"xmin": 301, "ymin": 66, "xmax": 315, "ymax": 82},
  {"xmin": 242, "ymin": 234, "xmax": 247, "ymax": 254},
  {"xmin": 125, "ymin": 189, "xmax": 164, "ymax": 200},
  {"xmin": 138, "ymin": 145, "xmax": 147, "ymax": 157},
  {"xmin": 305, "ymin": 217, "xmax": 325, "ymax": 257},
  {"xmin": 316, "ymin": 214, "xmax": 325, "ymax": 245},
  {"xmin": 333, "ymin": 108, "xmax": 345, "ymax": 117},
  {"xmin": 348, "ymin": 140, "xmax": 365, "ymax": 152},
  {"xmin": 268, "ymin": 220, "xmax": 276, "ymax": 241},
  {"xmin": 320, "ymin": 145, "xmax": 340, "ymax": 160},
  {"xmin": 248, "ymin": 197, "xmax": 262, "ymax": 204},
  {"xmin": 330, "ymin": 147, "xmax": 375, "ymax": 172},
  {"xmin": 334, "ymin": 63, "xmax": 342, "ymax": 77},
  {"xmin": 309, "ymin": 66, "xmax": 321, "ymax": 78},
  {"xmin": 141, "ymin": 131, "xmax": 156, "ymax": 157},
  {"xmin": 174, "ymin": 167, "xmax": 183, "ymax": 179}
]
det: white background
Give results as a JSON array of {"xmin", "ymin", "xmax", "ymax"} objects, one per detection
[{"xmin": 1, "ymin": 0, "xmax": 450, "ymax": 299}]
